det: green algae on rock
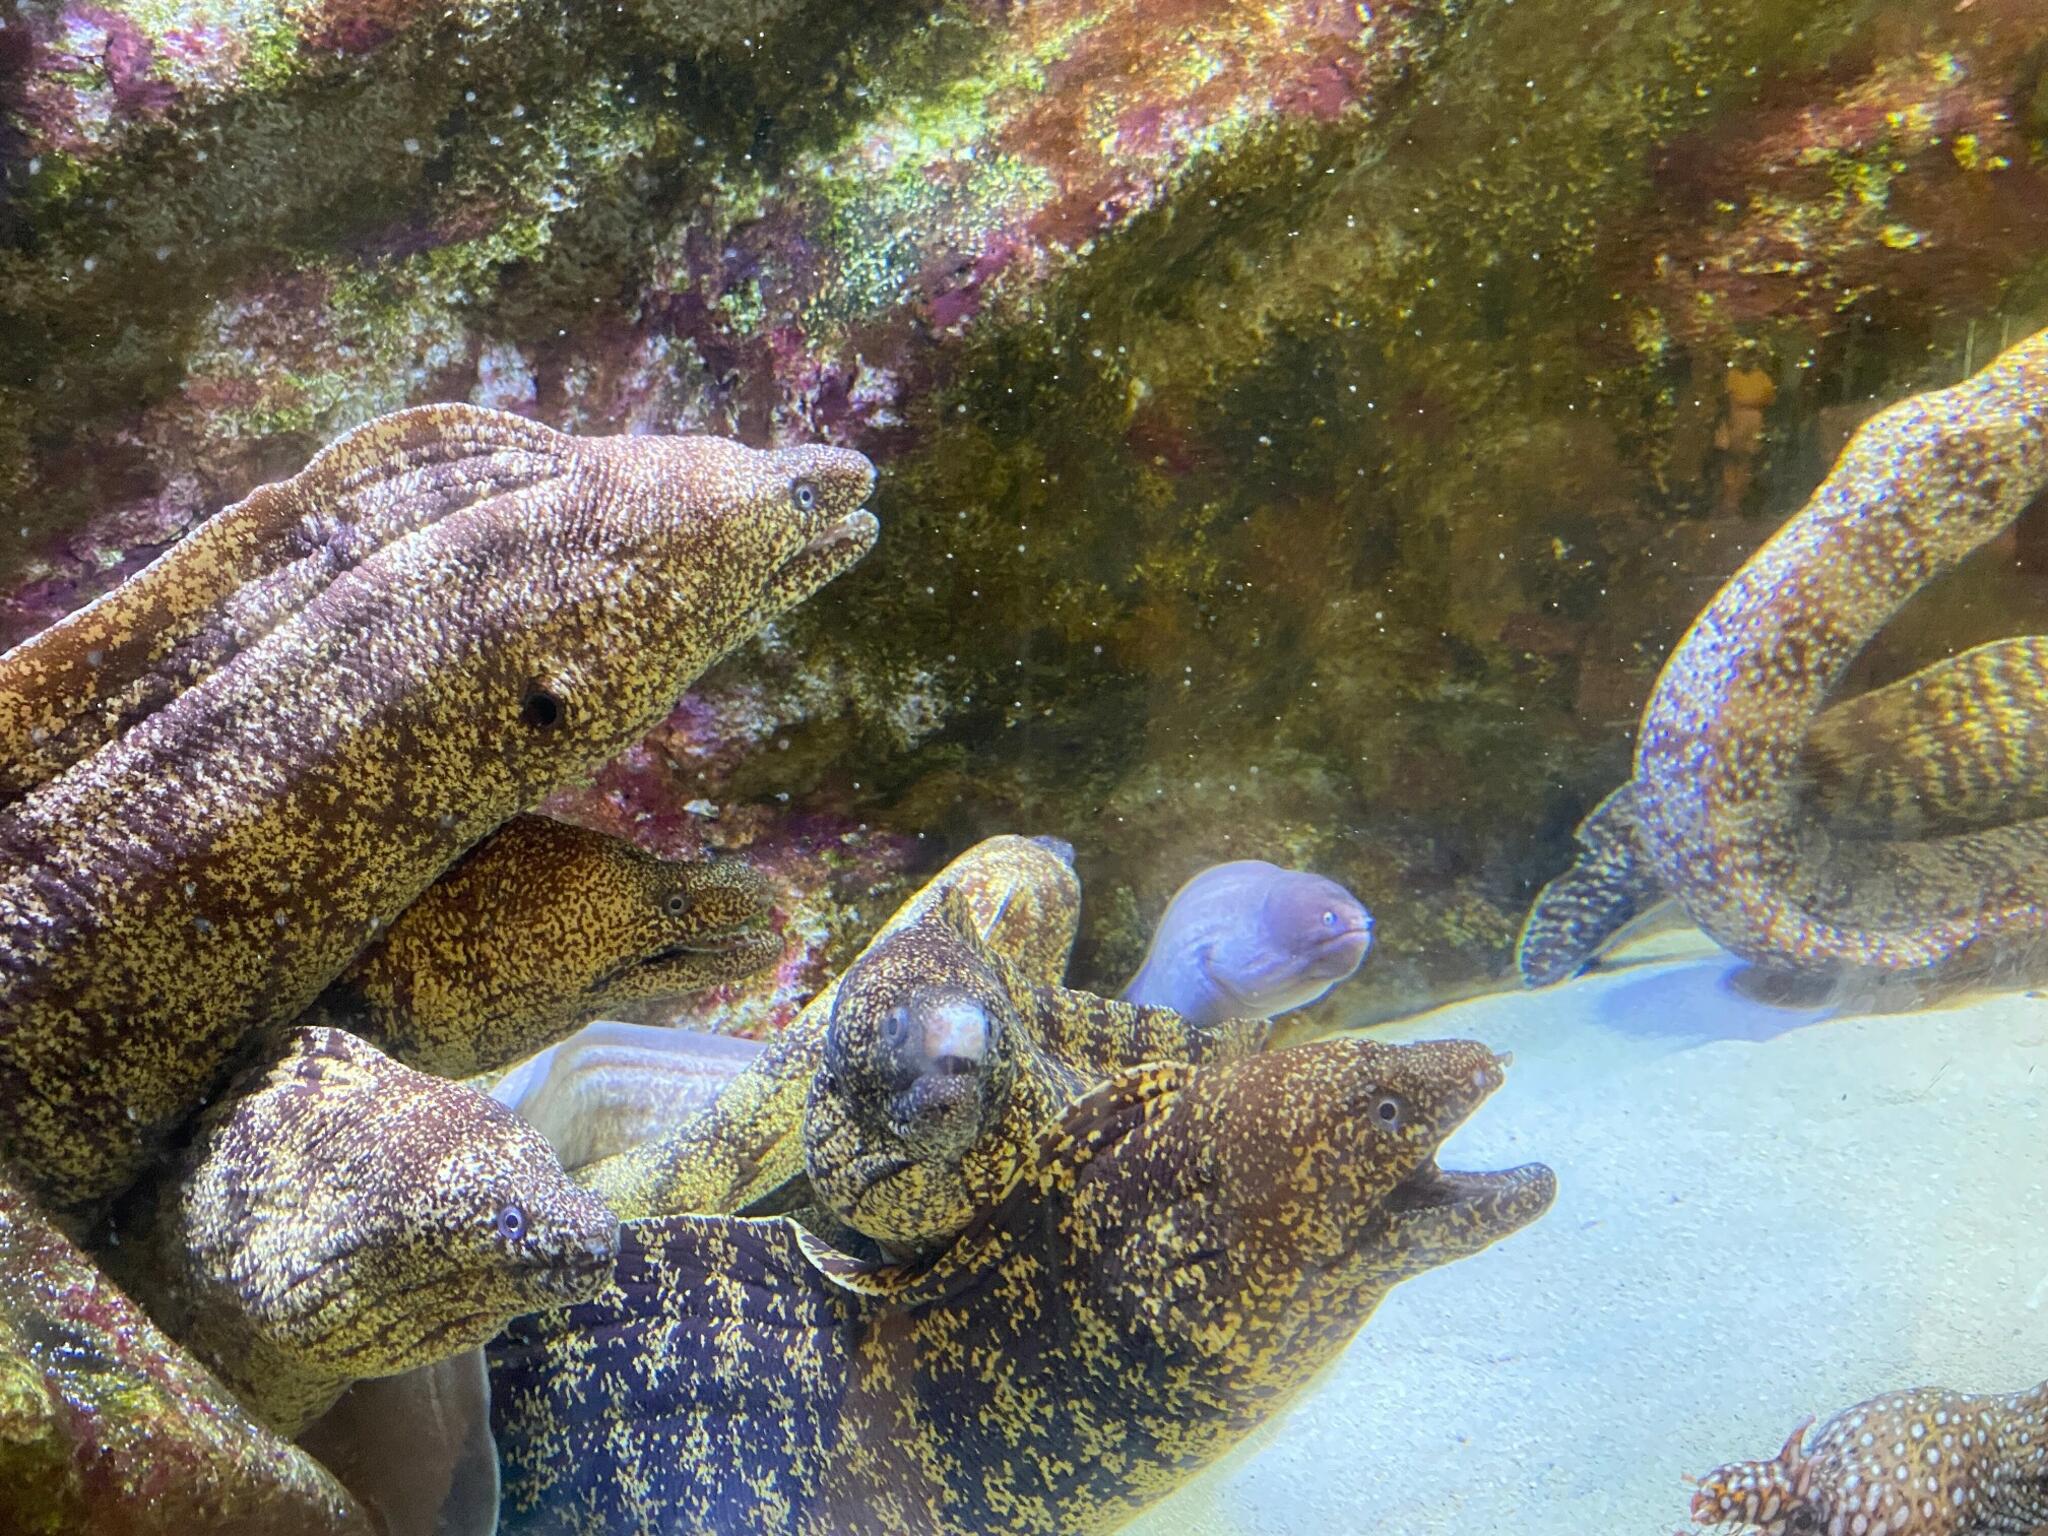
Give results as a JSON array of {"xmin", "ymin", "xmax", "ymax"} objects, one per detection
[
  {"xmin": 490, "ymin": 1038, "xmax": 1555, "ymax": 1536},
  {"xmin": 0, "ymin": 403, "xmax": 876, "ymax": 1215},
  {"xmin": 0, "ymin": 1172, "xmax": 372, "ymax": 1536},
  {"xmin": 310, "ymin": 813, "xmax": 779, "ymax": 1079}
]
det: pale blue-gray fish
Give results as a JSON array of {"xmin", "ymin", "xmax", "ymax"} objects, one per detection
[{"xmin": 1122, "ymin": 860, "xmax": 1372, "ymax": 1025}]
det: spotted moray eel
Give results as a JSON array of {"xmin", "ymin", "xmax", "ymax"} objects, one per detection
[
  {"xmin": 1690, "ymin": 1381, "xmax": 2048, "ymax": 1536},
  {"xmin": 1623, "ymin": 326, "xmax": 2048, "ymax": 978},
  {"xmin": 0, "ymin": 403, "xmax": 875, "ymax": 1214},
  {"xmin": 306, "ymin": 813, "xmax": 779, "ymax": 1079},
  {"xmin": 491, "ymin": 1039, "xmax": 1555, "ymax": 1536},
  {"xmin": 1519, "ymin": 633, "xmax": 2048, "ymax": 985},
  {"xmin": 112, "ymin": 1027, "xmax": 619, "ymax": 1438}
]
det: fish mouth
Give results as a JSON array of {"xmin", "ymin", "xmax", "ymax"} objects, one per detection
[
  {"xmin": 1376, "ymin": 1157, "xmax": 1557, "ymax": 1268},
  {"xmin": 779, "ymin": 509, "xmax": 880, "ymax": 584}
]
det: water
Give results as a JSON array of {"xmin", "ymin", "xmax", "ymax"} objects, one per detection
[{"xmin": 3, "ymin": 0, "xmax": 2048, "ymax": 1532}]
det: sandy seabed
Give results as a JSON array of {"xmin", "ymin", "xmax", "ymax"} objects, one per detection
[{"xmin": 1126, "ymin": 929, "xmax": 2048, "ymax": 1536}]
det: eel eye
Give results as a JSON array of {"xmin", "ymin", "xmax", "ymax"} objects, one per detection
[
  {"xmin": 882, "ymin": 1007, "xmax": 911, "ymax": 1049},
  {"xmin": 1322, "ymin": 910, "xmax": 1339, "ymax": 928},
  {"xmin": 664, "ymin": 892, "xmax": 689, "ymax": 919},
  {"xmin": 791, "ymin": 478, "xmax": 818, "ymax": 513},
  {"xmin": 1373, "ymin": 1096, "xmax": 1403, "ymax": 1129},
  {"xmin": 493, "ymin": 1204, "xmax": 527, "ymax": 1242},
  {"xmin": 519, "ymin": 685, "xmax": 564, "ymax": 731}
]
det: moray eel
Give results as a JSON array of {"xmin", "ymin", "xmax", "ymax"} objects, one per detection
[
  {"xmin": 804, "ymin": 887, "xmax": 1267, "ymax": 1255},
  {"xmin": 576, "ymin": 833, "xmax": 1086, "ymax": 1221},
  {"xmin": 307, "ymin": 814, "xmax": 778, "ymax": 1079},
  {"xmin": 111, "ymin": 1026, "xmax": 619, "ymax": 1437},
  {"xmin": 1629, "ymin": 325, "xmax": 2048, "ymax": 977},
  {"xmin": 0, "ymin": 1171, "xmax": 372, "ymax": 1536},
  {"xmin": 0, "ymin": 403, "xmax": 876, "ymax": 1214},
  {"xmin": 1690, "ymin": 1381, "xmax": 2048, "ymax": 1536},
  {"xmin": 1122, "ymin": 860, "xmax": 1373, "ymax": 1025},
  {"xmin": 490, "ymin": 1022, "xmax": 769, "ymax": 1171},
  {"xmin": 489, "ymin": 1037, "xmax": 1555, "ymax": 1536},
  {"xmin": 1519, "ymin": 635, "xmax": 2048, "ymax": 985}
]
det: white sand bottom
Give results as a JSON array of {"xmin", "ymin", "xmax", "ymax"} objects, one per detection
[{"xmin": 1122, "ymin": 928, "xmax": 2048, "ymax": 1536}]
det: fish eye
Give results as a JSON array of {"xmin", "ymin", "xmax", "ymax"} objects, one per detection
[
  {"xmin": 1322, "ymin": 909, "xmax": 1338, "ymax": 928},
  {"xmin": 791, "ymin": 478, "xmax": 818, "ymax": 512},
  {"xmin": 664, "ymin": 892, "xmax": 689, "ymax": 919},
  {"xmin": 518, "ymin": 685, "xmax": 564, "ymax": 731},
  {"xmin": 882, "ymin": 1007, "xmax": 911, "ymax": 1049},
  {"xmin": 1373, "ymin": 1096, "xmax": 1403, "ymax": 1128},
  {"xmin": 493, "ymin": 1203, "xmax": 527, "ymax": 1242}
]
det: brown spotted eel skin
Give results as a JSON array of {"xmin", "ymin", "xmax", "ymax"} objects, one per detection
[
  {"xmin": 803, "ymin": 885, "xmax": 1268, "ymax": 1256},
  {"xmin": 577, "ymin": 832, "xmax": 1089, "ymax": 1221},
  {"xmin": 1575, "ymin": 326, "xmax": 2048, "ymax": 979},
  {"xmin": 0, "ymin": 403, "xmax": 875, "ymax": 1214},
  {"xmin": 307, "ymin": 813, "xmax": 778, "ymax": 1079},
  {"xmin": 1520, "ymin": 635, "xmax": 2048, "ymax": 985},
  {"xmin": 491, "ymin": 1037, "xmax": 1556, "ymax": 1536},
  {"xmin": 111, "ymin": 1026, "xmax": 619, "ymax": 1438},
  {"xmin": 0, "ymin": 1169, "xmax": 373, "ymax": 1536},
  {"xmin": 1690, "ymin": 1381, "xmax": 2048, "ymax": 1536}
]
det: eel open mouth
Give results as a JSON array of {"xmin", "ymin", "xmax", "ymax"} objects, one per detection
[{"xmin": 1378, "ymin": 1156, "xmax": 1557, "ymax": 1267}]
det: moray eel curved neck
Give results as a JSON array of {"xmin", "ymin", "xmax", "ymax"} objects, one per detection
[
  {"xmin": 1631, "ymin": 326, "xmax": 2048, "ymax": 978},
  {"xmin": 1690, "ymin": 1380, "xmax": 2048, "ymax": 1535},
  {"xmin": 0, "ymin": 403, "xmax": 876, "ymax": 1214},
  {"xmin": 309, "ymin": 814, "xmax": 777, "ymax": 1079},
  {"xmin": 491, "ymin": 1038, "xmax": 1554, "ymax": 1536}
]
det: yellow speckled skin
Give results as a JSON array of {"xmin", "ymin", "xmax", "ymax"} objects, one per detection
[
  {"xmin": 1801, "ymin": 636, "xmax": 2048, "ymax": 840},
  {"xmin": 110, "ymin": 1027, "xmax": 618, "ymax": 1438},
  {"xmin": 1633, "ymin": 326, "xmax": 2048, "ymax": 977},
  {"xmin": 307, "ymin": 814, "xmax": 777, "ymax": 1078},
  {"xmin": 490, "ymin": 1037, "xmax": 1556, "ymax": 1536},
  {"xmin": 0, "ymin": 403, "xmax": 876, "ymax": 1214},
  {"xmin": 805, "ymin": 887, "xmax": 1268, "ymax": 1255},
  {"xmin": 0, "ymin": 1172, "xmax": 372, "ymax": 1536},
  {"xmin": 1690, "ymin": 1380, "xmax": 2048, "ymax": 1536},
  {"xmin": 578, "ymin": 833, "xmax": 1085, "ymax": 1219},
  {"xmin": 0, "ymin": 410, "xmax": 573, "ymax": 807}
]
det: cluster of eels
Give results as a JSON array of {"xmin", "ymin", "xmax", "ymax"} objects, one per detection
[
  {"xmin": 10, "ymin": 322, "xmax": 2045, "ymax": 1536},
  {"xmin": 0, "ymin": 399, "xmax": 1547, "ymax": 1536}
]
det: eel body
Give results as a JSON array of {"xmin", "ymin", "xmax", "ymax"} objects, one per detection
[
  {"xmin": 0, "ymin": 403, "xmax": 876, "ymax": 1212},
  {"xmin": 1122, "ymin": 859, "xmax": 1373, "ymax": 1024},
  {"xmin": 1525, "ymin": 329, "xmax": 2048, "ymax": 982},
  {"xmin": 308, "ymin": 813, "xmax": 778, "ymax": 1079},
  {"xmin": 1520, "ymin": 636, "xmax": 2048, "ymax": 985},
  {"xmin": 0, "ymin": 1171, "xmax": 371, "ymax": 1536},
  {"xmin": 1632, "ymin": 325, "xmax": 2048, "ymax": 977},
  {"xmin": 489, "ymin": 1021, "xmax": 769, "ymax": 1171},
  {"xmin": 1690, "ymin": 1380, "xmax": 2048, "ymax": 1536},
  {"xmin": 490, "ymin": 1038, "xmax": 1556, "ymax": 1536},
  {"xmin": 575, "ymin": 833, "xmax": 1083, "ymax": 1221},
  {"xmin": 113, "ymin": 1027, "xmax": 619, "ymax": 1437}
]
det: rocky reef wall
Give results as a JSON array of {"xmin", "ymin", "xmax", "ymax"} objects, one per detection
[{"xmin": 4, "ymin": 0, "xmax": 2047, "ymax": 1024}]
